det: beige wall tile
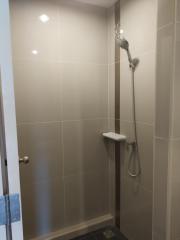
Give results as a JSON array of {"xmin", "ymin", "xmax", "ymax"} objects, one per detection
[
  {"xmin": 18, "ymin": 122, "xmax": 63, "ymax": 184},
  {"xmin": 11, "ymin": 0, "xmax": 111, "ymax": 238},
  {"xmin": 177, "ymin": 0, "xmax": 180, "ymax": 22},
  {"xmin": 153, "ymin": 139, "xmax": 169, "ymax": 240},
  {"xmin": 10, "ymin": 0, "xmax": 59, "ymax": 61},
  {"xmin": 120, "ymin": 0, "xmax": 157, "ymax": 57},
  {"xmin": 14, "ymin": 60, "xmax": 61, "ymax": 123},
  {"xmin": 107, "ymin": 6, "xmax": 117, "ymax": 64},
  {"xmin": 120, "ymin": 121, "xmax": 153, "ymax": 191},
  {"xmin": 58, "ymin": 0, "xmax": 108, "ymax": 64},
  {"xmin": 152, "ymin": 232, "xmax": 163, "ymax": 240},
  {"xmin": 21, "ymin": 178, "xmax": 64, "ymax": 240},
  {"xmin": 120, "ymin": 60, "xmax": 133, "ymax": 122},
  {"xmin": 120, "ymin": 51, "xmax": 155, "ymax": 125},
  {"xmin": 63, "ymin": 119, "xmax": 109, "ymax": 176},
  {"xmin": 135, "ymin": 52, "xmax": 155, "ymax": 125},
  {"xmin": 108, "ymin": 64, "xmax": 115, "ymax": 119},
  {"xmin": 64, "ymin": 171, "xmax": 109, "ymax": 226},
  {"xmin": 120, "ymin": 177, "xmax": 152, "ymax": 240},
  {"xmin": 61, "ymin": 63, "xmax": 108, "ymax": 120},
  {"xmin": 157, "ymin": 0, "xmax": 175, "ymax": 28},
  {"xmin": 156, "ymin": 24, "xmax": 174, "ymax": 138},
  {"xmin": 171, "ymin": 180, "xmax": 180, "ymax": 240},
  {"xmin": 172, "ymin": 23, "xmax": 180, "ymax": 137},
  {"xmin": 170, "ymin": 140, "xmax": 180, "ymax": 240}
]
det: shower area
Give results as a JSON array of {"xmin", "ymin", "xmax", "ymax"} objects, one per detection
[{"xmin": 7, "ymin": 0, "xmax": 180, "ymax": 240}]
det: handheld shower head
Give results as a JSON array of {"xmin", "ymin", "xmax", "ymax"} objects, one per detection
[
  {"xmin": 116, "ymin": 37, "xmax": 139, "ymax": 70},
  {"xmin": 117, "ymin": 38, "xmax": 129, "ymax": 51}
]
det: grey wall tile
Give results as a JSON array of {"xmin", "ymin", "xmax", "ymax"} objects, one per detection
[
  {"xmin": 153, "ymin": 139, "xmax": 169, "ymax": 240},
  {"xmin": 61, "ymin": 63, "xmax": 108, "ymax": 120},
  {"xmin": 64, "ymin": 171, "xmax": 109, "ymax": 226},
  {"xmin": 156, "ymin": 24, "xmax": 174, "ymax": 138},
  {"xmin": 63, "ymin": 119, "xmax": 109, "ymax": 176},
  {"xmin": 120, "ymin": 177, "xmax": 152, "ymax": 240},
  {"xmin": 18, "ymin": 122, "xmax": 63, "ymax": 184},
  {"xmin": 14, "ymin": 61, "xmax": 61, "ymax": 123},
  {"xmin": 157, "ymin": 0, "xmax": 175, "ymax": 28}
]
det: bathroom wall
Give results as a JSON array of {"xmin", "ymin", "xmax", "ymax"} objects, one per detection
[
  {"xmin": 118, "ymin": 0, "xmax": 157, "ymax": 240},
  {"xmin": 10, "ymin": 0, "xmax": 113, "ymax": 239},
  {"xmin": 170, "ymin": 1, "xmax": 180, "ymax": 238},
  {"xmin": 153, "ymin": 0, "xmax": 180, "ymax": 240},
  {"xmin": 153, "ymin": 0, "xmax": 175, "ymax": 239}
]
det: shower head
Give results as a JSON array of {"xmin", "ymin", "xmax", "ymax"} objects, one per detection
[
  {"xmin": 116, "ymin": 37, "xmax": 139, "ymax": 70},
  {"xmin": 117, "ymin": 38, "xmax": 129, "ymax": 51}
]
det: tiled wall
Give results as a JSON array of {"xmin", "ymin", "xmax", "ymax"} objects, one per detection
[
  {"xmin": 153, "ymin": 0, "xmax": 180, "ymax": 240},
  {"xmin": 153, "ymin": 1, "xmax": 175, "ymax": 239},
  {"xmin": 118, "ymin": 0, "xmax": 157, "ymax": 240},
  {"xmin": 170, "ymin": 1, "xmax": 180, "ymax": 238},
  {"xmin": 10, "ymin": 0, "xmax": 112, "ymax": 239},
  {"xmin": 154, "ymin": 0, "xmax": 180, "ymax": 240}
]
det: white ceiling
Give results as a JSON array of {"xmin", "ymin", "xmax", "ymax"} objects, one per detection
[{"xmin": 75, "ymin": 0, "xmax": 118, "ymax": 8}]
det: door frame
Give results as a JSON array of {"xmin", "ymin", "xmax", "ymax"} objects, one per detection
[{"xmin": 0, "ymin": 0, "xmax": 24, "ymax": 239}]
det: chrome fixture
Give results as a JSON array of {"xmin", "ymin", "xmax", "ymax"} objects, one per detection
[
  {"xmin": 19, "ymin": 156, "xmax": 29, "ymax": 164},
  {"xmin": 116, "ymin": 26, "xmax": 141, "ymax": 177},
  {"xmin": 116, "ymin": 38, "xmax": 139, "ymax": 70}
]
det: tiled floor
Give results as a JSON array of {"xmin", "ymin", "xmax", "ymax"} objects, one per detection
[{"xmin": 54, "ymin": 226, "xmax": 128, "ymax": 240}]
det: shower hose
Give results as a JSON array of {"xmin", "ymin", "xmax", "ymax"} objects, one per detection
[{"xmin": 127, "ymin": 67, "xmax": 141, "ymax": 177}]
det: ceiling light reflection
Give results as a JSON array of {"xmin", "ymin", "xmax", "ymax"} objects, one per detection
[
  {"xmin": 32, "ymin": 50, "xmax": 38, "ymax": 55},
  {"xmin": 39, "ymin": 14, "xmax": 50, "ymax": 23}
]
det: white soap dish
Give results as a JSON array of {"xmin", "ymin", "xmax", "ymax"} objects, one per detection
[{"xmin": 102, "ymin": 132, "xmax": 127, "ymax": 142}]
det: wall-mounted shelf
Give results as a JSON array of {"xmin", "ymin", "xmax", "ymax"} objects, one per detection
[{"xmin": 102, "ymin": 132, "xmax": 127, "ymax": 142}]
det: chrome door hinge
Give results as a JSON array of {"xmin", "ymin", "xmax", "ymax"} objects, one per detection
[{"xmin": 0, "ymin": 194, "xmax": 21, "ymax": 226}]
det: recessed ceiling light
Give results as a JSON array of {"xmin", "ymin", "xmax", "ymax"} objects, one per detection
[
  {"xmin": 32, "ymin": 50, "xmax": 38, "ymax": 55},
  {"xmin": 39, "ymin": 14, "xmax": 49, "ymax": 23}
]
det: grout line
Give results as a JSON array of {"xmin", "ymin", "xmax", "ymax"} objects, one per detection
[
  {"xmin": 17, "ymin": 118, "xmax": 109, "ymax": 126},
  {"xmin": 153, "ymin": 137, "xmax": 180, "ymax": 142},
  {"xmin": 13, "ymin": 58, "xmax": 109, "ymax": 66},
  {"xmin": 170, "ymin": 137, "xmax": 180, "ymax": 141},
  {"xmin": 157, "ymin": 22, "xmax": 174, "ymax": 31},
  {"xmin": 117, "ymin": 119, "xmax": 154, "ymax": 127},
  {"xmin": 108, "ymin": 48, "xmax": 157, "ymax": 65},
  {"xmin": 154, "ymin": 137, "xmax": 170, "ymax": 141}
]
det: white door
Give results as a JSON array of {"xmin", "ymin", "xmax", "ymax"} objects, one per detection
[{"xmin": 0, "ymin": 0, "xmax": 24, "ymax": 239}]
